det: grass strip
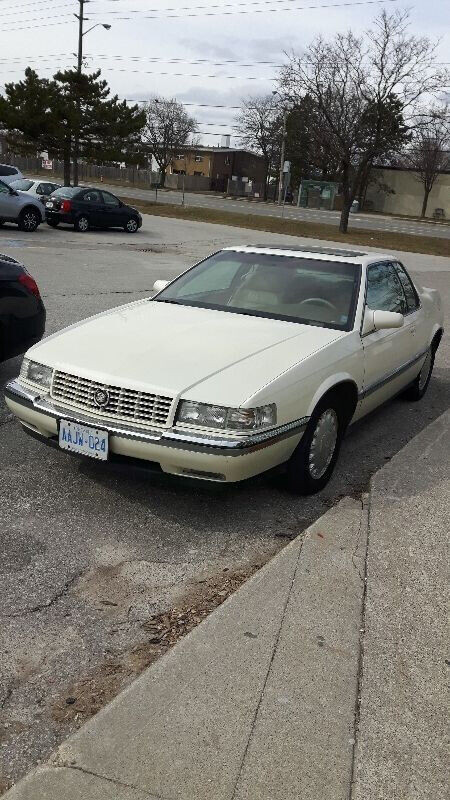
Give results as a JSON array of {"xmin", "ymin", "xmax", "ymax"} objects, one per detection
[{"xmin": 119, "ymin": 196, "xmax": 450, "ymax": 258}]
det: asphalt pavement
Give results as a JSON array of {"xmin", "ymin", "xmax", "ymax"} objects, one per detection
[
  {"xmin": 97, "ymin": 181, "xmax": 450, "ymax": 239},
  {"xmin": 0, "ymin": 215, "xmax": 449, "ymax": 793},
  {"xmin": 5, "ymin": 409, "xmax": 449, "ymax": 799}
]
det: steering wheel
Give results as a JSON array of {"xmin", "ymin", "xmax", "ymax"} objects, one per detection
[{"xmin": 298, "ymin": 298, "xmax": 337, "ymax": 311}]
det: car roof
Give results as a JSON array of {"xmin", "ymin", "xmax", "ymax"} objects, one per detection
[{"xmin": 222, "ymin": 245, "xmax": 395, "ymax": 266}]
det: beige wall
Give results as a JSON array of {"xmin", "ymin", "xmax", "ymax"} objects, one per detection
[
  {"xmin": 170, "ymin": 152, "xmax": 212, "ymax": 178},
  {"xmin": 366, "ymin": 168, "xmax": 449, "ymax": 218}
]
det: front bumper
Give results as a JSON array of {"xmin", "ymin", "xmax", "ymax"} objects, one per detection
[{"xmin": 4, "ymin": 379, "xmax": 308, "ymax": 483}]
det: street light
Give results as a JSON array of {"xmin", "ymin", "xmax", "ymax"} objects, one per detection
[{"xmin": 72, "ymin": 1, "xmax": 111, "ymax": 185}]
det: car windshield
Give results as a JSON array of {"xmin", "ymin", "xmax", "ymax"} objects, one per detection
[
  {"xmin": 52, "ymin": 187, "xmax": 80, "ymax": 198},
  {"xmin": 155, "ymin": 251, "xmax": 361, "ymax": 331},
  {"xmin": 10, "ymin": 179, "xmax": 34, "ymax": 191}
]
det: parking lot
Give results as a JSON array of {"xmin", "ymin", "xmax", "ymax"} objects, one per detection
[{"xmin": 0, "ymin": 214, "xmax": 449, "ymax": 792}]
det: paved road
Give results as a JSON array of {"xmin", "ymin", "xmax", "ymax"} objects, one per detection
[
  {"xmin": 97, "ymin": 181, "xmax": 450, "ymax": 240},
  {"xmin": 0, "ymin": 216, "xmax": 448, "ymax": 793}
]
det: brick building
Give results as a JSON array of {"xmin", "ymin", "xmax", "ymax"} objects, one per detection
[{"xmin": 170, "ymin": 145, "xmax": 266, "ymax": 192}]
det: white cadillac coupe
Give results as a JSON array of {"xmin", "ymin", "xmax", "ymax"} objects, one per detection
[{"xmin": 5, "ymin": 246, "xmax": 443, "ymax": 494}]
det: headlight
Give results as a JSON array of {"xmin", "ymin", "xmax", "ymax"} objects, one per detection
[
  {"xmin": 177, "ymin": 401, "xmax": 277, "ymax": 432},
  {"xmin": 20, "ymin": 358, "xmax": 53, "ymax": 389}
]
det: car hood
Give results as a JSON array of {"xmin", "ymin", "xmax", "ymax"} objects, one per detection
[{"xmin": 29, "ymin": 300, "xmax": 345, "ymax": 406}]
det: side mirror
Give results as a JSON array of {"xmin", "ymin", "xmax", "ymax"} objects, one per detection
[
  {"xmin": 153, "ymin": 279, "xmax": 169, "ymax": 293},
  {"xmin": 9, "ymin": 187, "xmax": 19, "ymax": 196},
  {"xmin": 362, "ymin": 307, "xmax": 404, "ymax": 334}
]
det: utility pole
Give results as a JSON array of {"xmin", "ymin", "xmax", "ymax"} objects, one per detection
[
  {"xmin": 73, "ymin": 0, "xmax": 84, "ymax": 186},
  {"xmin": 277, "ymin": 107, "xmax": 287, "ymax": 205},
  {"xmin": 72, "ymin": 3, "xmax": 110, "ymax": 185},
  {"xmin": 77, "ymin": 0, "xmax": 84, "ymax": 73}
]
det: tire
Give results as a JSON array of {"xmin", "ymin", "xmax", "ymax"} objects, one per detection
[
  {"xmin": 18, "ymin": 207, "xmax": 40, "ymax": 232},
  {"xmin": 74, "ymin": 215, "xmax": 89, "ymax": 233},
  {"xmin": 124, "ymin": 217, "xmax": 139, "ymax": 233},
  {"xmin": 286, "ymin": 393, "xmax": 346, "ymax": 495},
  {"xmin": 402, "ymin": 346, "xmax": 435, "ymax": 401},
  {"xmin": 46, "ymin": 219, "xmax": 59, "ymax": 228}
]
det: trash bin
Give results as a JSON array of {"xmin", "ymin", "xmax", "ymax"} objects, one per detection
[{"xmin": 350, "ymin": 200, "xmax": 359, "ymax": 213}]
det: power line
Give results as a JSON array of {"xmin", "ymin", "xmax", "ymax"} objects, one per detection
[
  {"xmin": 87, "ymin": 0, "xmax": 360, "ymax": 13},
  {"xmin": 93, "ymin": 0, "xmax": 400, "ymax": 19},
  {"xmin": 1, "ymin": 2, "xmax": 72, "ymax": 16},
  {"xmin": 3, "ymin": 0, "xmax": 400, "ymax": 27},
  {"xmin": 2, "ymin": 20, "xmax": 73, "ymax": 32},
  {"xmin": 0, "ymin": 53, "xmax": 283, "ymax": 69}
]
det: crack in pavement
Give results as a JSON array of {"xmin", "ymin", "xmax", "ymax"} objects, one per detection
[
  {"xmin": 2, "ymin": 573, "xmax": 80, "ymax": 619},
  {"xmin": 42, "ymin": 289, "xmax": 154, "ymax": 297},
  {"xmin": 53, "ymin": 763, "xmax": 177, "ymax": 800}
]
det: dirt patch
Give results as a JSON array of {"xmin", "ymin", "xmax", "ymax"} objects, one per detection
[{"xmin": 51, "ymin": 560, "xmax": 266, "ymax": 727}]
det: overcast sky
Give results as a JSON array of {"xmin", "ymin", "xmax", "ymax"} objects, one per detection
[{"xmin": 1, "ymin": 0, "xmax": 449, "ymax": 145}]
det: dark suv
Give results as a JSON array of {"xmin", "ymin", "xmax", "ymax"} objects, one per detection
[{"xmin": 45, "ymin": 187, "xmax": 142, "ymax": 233}]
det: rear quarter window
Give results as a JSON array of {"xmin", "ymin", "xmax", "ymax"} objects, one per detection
[{"xmin": 0, "ymin": 165, "xmax": 19, "ymax": 176}]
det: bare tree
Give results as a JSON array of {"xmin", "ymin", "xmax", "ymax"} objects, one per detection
[
  {"xmin": 403, "ymin": 107, "xmax": 449, "ymax": 217},
  {"xmin": 142, "ymin": 97, "xmax": 198, "ymax": 187},
  {"xmin": 235, "ymin": 95, "xmax": 283, "ymax": 199},
  {"xmin": 279, "ymin": 10, "xmax": 449, "ymax": 232}
]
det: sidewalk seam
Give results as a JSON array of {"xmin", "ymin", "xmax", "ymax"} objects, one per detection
[
  {"xmin": 347, "ymin": 492, "xmax": 371, "ymax": 800},
  {"xmin": 229, "ymin": 534, "xmax": 306, "ymax": 800}
]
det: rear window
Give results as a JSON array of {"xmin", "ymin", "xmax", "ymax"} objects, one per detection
[
  {"xmin": 10, "ymin": 179, "xmax": 33, "ymax": 191},
  {"xmin": 0, "ymin": 165, "xmax": 19, "ymax": 176},
  {"xmin": 52, "ymin": 187, "xmax": 81, "ymax": 198}
]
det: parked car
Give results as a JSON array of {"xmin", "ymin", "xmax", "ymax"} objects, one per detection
[
  {"xmin": 9, "ymin": 178, "xmax": 61, "ymax": 205},
  {"xmin": 5, "ymin": 246, "xmax": 443, "ymax": 493},
  {"xmin": 0, "ymin": 253, "xmax": 46, "ymax": 362},
  {"xmin": 0, "ymin": 164, "xmax": 23, "ymax": 185},
  {"xmin": 45, "ymin": 186, "xmax": 142, "ymax": 233},
  {"xmin": 0, "ymin": 179, "xmax": 44, "ymax": 232}
]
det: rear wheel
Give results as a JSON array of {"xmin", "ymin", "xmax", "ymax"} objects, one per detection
[
  {"xmin": 124, "ymin": 217, "xmax": 139, "ymax": 233},
  {"xmin": 403, "ymin": 346, "xmax": 435, "ymax": 401},
  {"xmin": 74, "ymin": 215, "xmax": 89, "ymax": 233},
  {"xmin": 18, "ymin": 208, "xmax": 40, "ymax": 232},
  {"xmin": 286, "ymin": 394, "xmax": 346, "ymax": 495},
  {"xmin": 46, "ymin": 219, "xmax": 59, "ymax": 228}
]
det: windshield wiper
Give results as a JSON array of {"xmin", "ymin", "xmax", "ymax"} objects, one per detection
[{"xmin": 154, "ymin": 298, "xmax": 182, "ymax": 305}]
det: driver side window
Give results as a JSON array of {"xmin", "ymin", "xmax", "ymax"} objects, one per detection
[{"xmin": 366, "ymin": 263, "xmax": 407, "ymax": 314}]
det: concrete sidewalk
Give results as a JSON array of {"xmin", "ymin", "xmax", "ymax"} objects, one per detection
[{"xmin": 4, "ymin": 411, "xmax": 449, "ymax": 800}]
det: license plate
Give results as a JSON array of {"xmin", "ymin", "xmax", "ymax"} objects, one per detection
[
  {"xmin": 59, "ymin": 419, "xmax": 108, "ymax": 460},
  {"xmin": 46, "ymin": 201, "xmax": 54, "ymax": 208}
]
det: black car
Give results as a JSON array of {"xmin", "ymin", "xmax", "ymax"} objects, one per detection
[
  {"xmin": 0, "ymin": 254, "xmax": 46, "ymax": 362},
  {"xmin": 45, "ymin": 186, "xmax": 142, "ymax": 233}
]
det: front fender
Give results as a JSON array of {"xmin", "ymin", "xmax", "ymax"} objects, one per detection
[{"xmin": 306, "ymin": 373, "xmax": 359, "ymax": 418}]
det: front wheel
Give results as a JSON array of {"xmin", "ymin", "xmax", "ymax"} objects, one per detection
[
  {"xmin": 286, "ymin": 397, "xmax": 344, "ymax": 495},
  {"xmin": 403, "ymin": 346, "xmax": 434, "ymax": 401},
  {"xmin": 18, "ymin": 208, "xmax": 40, "ymax": 232},
  {"xmin": 124, "ymin": 217, "xmax": 139, "ymax": 233},
  {"xmin": 74, "ymin": 215, "xmax": 89, "ymax": 233}
]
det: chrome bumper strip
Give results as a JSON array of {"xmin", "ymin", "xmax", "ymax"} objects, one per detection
[
  {"xmin": 5, "ymin": 380, "xmax": 308, "ymax": 457},
  {"xmin": 359, "ymin": 348, "xmax": 428, "ymax": 400}
]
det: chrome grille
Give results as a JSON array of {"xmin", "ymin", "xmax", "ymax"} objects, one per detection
[{"xmin": 51, "ymin": 370, "xmax": 173, "ymax": 427}]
